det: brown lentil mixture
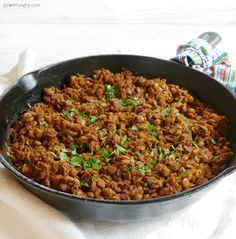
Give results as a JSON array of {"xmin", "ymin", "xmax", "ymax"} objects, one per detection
[{"xmin": 9, "ymin": 69, "xmax": 233, "ymax": 200}]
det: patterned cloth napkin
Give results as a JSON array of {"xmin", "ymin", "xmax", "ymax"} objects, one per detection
[{"xmin": 172, "ymin": 38, "xmax": 236, "ymax": 95}]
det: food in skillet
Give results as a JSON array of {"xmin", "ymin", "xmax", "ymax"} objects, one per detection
[{"xmin": 9, "ymin": 69, "xmax": 233, "ymax": 200}]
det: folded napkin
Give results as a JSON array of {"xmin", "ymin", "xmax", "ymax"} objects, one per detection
[
  {"xmin": 0, "ymin": 44, "xmax": 236, "ymax": 239},
  {"xmin": 172, "ymin": 38, "xmax": 236, "ymax": 95}
]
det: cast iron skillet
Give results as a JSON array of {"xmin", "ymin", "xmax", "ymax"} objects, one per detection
[{"xmin": 0, "ymin": 42, "xmax": 236, "ymax": 222}]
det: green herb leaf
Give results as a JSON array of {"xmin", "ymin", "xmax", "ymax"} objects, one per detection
[
  {"xmin": 182, "ymin": 168, "xmax": 188, "ymax": 177},
  {"xmin": 80, "ymin": 181, "xmax": 89, "ymax": 187},
  {"xmin": 69, "ymin": 143, "xmax": 77, "ymax": 155},
  {"xmin": 143, "ymin": 182, "xmax": 148, "ymax": 188},
  {"xmin": 80, "ymin": 112, "xmax": 86, "ymax": 119},
  {"xmin": 59, "ymin": 151, "xmax": 70, "ymax": 161},
  {"xmin": 192, "ymin": 141, "xmax": 199, "ymax": 148},
  {"xmin": 121, "ymin": 135, "xmax": 128, "ymax": 145},
  {"xmin": 147, "ymin": 122, "xmax": 155, "ymax": 133},
  {"xmin": 169, "ymin": 154, "xmax": 176, "ymax": 159},
  {"xmin": 68, "ymin": 155, "xmax": 83, "ymax": 167},
  {"xmin": 100, "ymin": 148, "xmax": 111, "ymax": 162},
  {"xmin": 49, "ymin": 151, "xmax": 57, "ymax": 157},
  {"xmin": 135, "ymin": 165, "xmax": 151, "ymax": 176},
  {"xmin": 63, "ymin": 108, "xmax": 78, "ymax": 117},
  {"xmin": 113, "ymin": 144, "xmax": 129, "ymax": 155},
  {"xmin": 153, "ymin": 108, "xmax": 160, "ymax": 113},
  {"xmin": 130, "ymin": 125, "xmax": 139, "ymax": 131},
  {"xmin": 147, "ymin": 159, "xmax": 157, "ymax": 168},
  {"xmin": 149, "ymin": 150, "xmax": 155, "ymax": 157},
  {"xmin": 184, "ymin": 117, "xmax": 189, "ymax": 125},
  {"xmin": 88, "ymin": 115, "xmax": 97, "ymax": 125},
  {"xmin": 105, "ymin": 84, "xmax": 117, "ymax": 99},
  {"xmin": 162, "ymin": 107, "xmax": 171, "ymax": 118},
  {"xmin": 39, "ymin": 121, "xmax": 48, "ymax": 127},
  {"xmin": 130, "ymin": 156, "xmax": 135, "ymax": 164},
  {"xmin": 177, "ymin": 97, "xmax": 183, "ymax": 105},
  {"xmin": 210, "ymin": 137, "xmax": 216, "ymax": 144},
  {"xmin": 121, "ymin": 96, "xmax": 139, "ymax": 109}
]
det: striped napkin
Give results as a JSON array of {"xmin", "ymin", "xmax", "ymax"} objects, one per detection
[{"xmin": 172, "ymin": 38, "xmax": 236, "ymax": 95}]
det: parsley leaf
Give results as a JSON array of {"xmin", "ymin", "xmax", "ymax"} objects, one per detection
[
  {"xmin": 80, "ymin": 112, "xmax": 86, "ymax": 119},
  {"xmin": 147, "ymin": 159, "xmax": 157, "ymax": 168},
  {"xmin": 69, "ymin": 143, "xmax": 77, "ymax": 155},
  {"xmin": 192, "ymin": 141, "xmax": 199, "ymax": 148},
  {"xmin": 63, "ymin": 108, "xmax": 78, "ymax": 117},
  {"xmin": 105, "ymin": 84, "xmax": 117, "ymax": 99},
  {"xmin": 100, "ymin": 148, "xmax": 111, "ymax": 162},
  {"xmin": 121, "ymin": 135, "xmax": 128, "ymax": 145},
  {"xmin": 130, "ymin": 156, "xmax": 135, "ymax": 164},
  {"xmin": 162, "ymin": 107, "xmax": 171, "ymax": 118},
  {"xmin": 147, "ymin": 122, "xmax": 155, "ymax": 133},
  {"xmin": 49, "ymin": 151, "xmax": 57, "ymax": 157},
  {"xmin": 39, "ymin": 121, "xmax": 48, "ymax": 127},
  {"xmin": 113, "ymin": 144, "xmax": 129, "ymax": 155},
  {"xmin": 177, "ymin": 97, "xmax": 183, "ymax": 105},
  {"xmin": 210, "ymin": 137, "xmax": 216, "ymax": 144},
  {"xmin": 88, "ymin": 115, "xmax": 97, "ymax": 125},
  {"xmin": 130, "ymin": 125, "xmax": 139, "ymax": 131},
  {"xmin": 121, "ymin": 96, "xmax": 139, "ymax": 109},
  {"xmin": 135, "ymin": 165, "xmax": 151, "ymax": 176}
]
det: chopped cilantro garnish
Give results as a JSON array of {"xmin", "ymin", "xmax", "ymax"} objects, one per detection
[
  {"xmin": 162, "ymin": 107, "xmax": 171, "ymax": 118},
  {"xmin": 147, "ymin": 159, "xmax": 157, "ymax": 168},
  {"xmin": 49, "ymin": 151, "xmax": 57, "ymax": 157},
  {"xmin": 149, "ymin": 150, "xmax": 155, "ymax": 157},
  {"xmin": 63, "ymin": 108, "xmax": 78, "ymax": 117},
  {"xmin": 147, "ymin": 122, "xmax": 155, "ymax": 133},
  {"xmin": 100, "ymin": 148, "xmax": 111, "ymax": 162},
  {"xmin": 105, "ymin": 84, "xmax": 117, "ymax": 99},
  {"xmin": 182, "ymin": 168, "xmax": 188, "ymax": 177},
  {"xmin": 192, "ymin": 141, "xmax": 199, "ymax": 148},
  {"xmin": 169, "ymin": 154, "xmax": 176, "ymax": 159},
  {"xmin": 143, "ymin": 182, "xmax": 148, "ymax": 188},
  {"xmin": 177, "ymin": 97, "xmax": 183, "ymax": 105},
  {"xmin": 184, "ymin": 117, "xmax": 189, "ymax": 125},
  {"xmin": 121, "ymin": 134, "xmax": 128, "ymax": 145},
  {"xmin": 130, "ymin": 125, "xmax": 139, "ymax": 131},
  {"xmin": 210, "ymin": 137, "xmax": 216, "ymax": 144},
  {"xmin": 135, "ymin": 165, "xmax": 151, "ymax": 176},
  {"xmin": 130, "ymin": 156, "xmax": 135, "ymax": 164},
  {"xmin": 80, "ymin": 181, "xmax": 89, "ymax": 187},
  {"xmin": 67, "ymin": 155, "xmax": 83, "ymax": 167},
  {"xmin": 80, "ymin": 112, "xmax": 86, "ymax": 119},
  {"xmin": 39, "ymin": 121, "xmax": 48, "ymax": 127},
  {"xmin": 69, "ymin": 143, "xmax": 77, "ymax": 155},
  {"xmin": 121, "ymin": 96, "xmax": 139, "ymax": 109},
  {"xmin": 113, "ymin": 144, "xmax": 129, "ymax": 155},
  {"xmin": 88, "ymin": 115, "xmax": 97, "ymax": 125},
  {"xmin": 153, "ymin": 108, "xmax": 160, "ymax": 113},
  {"xmin": 59, "ymin": 151, "xmax": 70, "ymax": 161}
]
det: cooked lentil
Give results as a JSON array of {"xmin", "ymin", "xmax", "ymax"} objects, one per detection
[{"xmin": 9, "ymin": 69, "xmax": 233, "ymax": 200}]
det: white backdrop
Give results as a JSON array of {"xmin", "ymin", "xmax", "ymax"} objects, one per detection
[{"xmin": 0, "ymin": 0, "xmax": 236, "ymax": 74}]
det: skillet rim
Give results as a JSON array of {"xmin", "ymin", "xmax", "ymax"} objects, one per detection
[{"xmin": 0, "ymin": 54, "xmax": 236, "ymax": 205}]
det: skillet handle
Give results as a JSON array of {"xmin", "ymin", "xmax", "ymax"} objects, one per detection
[{"xmin": 198, "ymin": 32, "xmax": 222, "ymax": 47}]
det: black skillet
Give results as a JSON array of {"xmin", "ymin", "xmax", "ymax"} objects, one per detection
[{"xmin": 0, "ymin": 33, "xmax": 235, "ymax": 221}]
